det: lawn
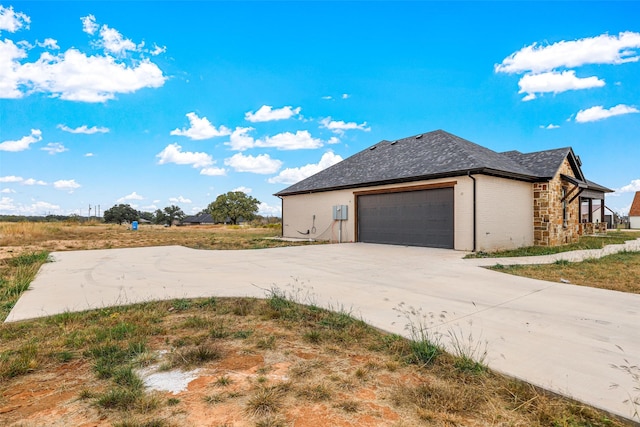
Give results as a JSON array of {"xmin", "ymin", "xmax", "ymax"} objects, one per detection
[
  {"xmin": 467, "ymin": 230, "xmax": 640, "ymax": 258},
  {"xmin": 490, "ymin": 250, "xmax": 640, "ymax": 294},
  {"xmin": 0, "ymin": 222, "xmax": 635, "ymax": 426}
]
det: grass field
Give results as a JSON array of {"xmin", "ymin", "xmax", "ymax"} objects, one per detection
[{"xmin": 0, "ymin": 222, "xmax": 636, "ymax": 426}]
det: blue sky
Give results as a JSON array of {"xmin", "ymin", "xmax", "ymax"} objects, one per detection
[{"xmin": 1, "ymin": 1, "xmax": 639, "ymax": 218}]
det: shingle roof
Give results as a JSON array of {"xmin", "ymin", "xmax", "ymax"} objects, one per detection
[
  {"xmin": 630, "ymin": 192, "xmax": 640, "ymax": 217},
  {"xmin": 276, "ymin": 130, "xmax": 542, "ymax": 196},
  {"xmin": 183, "ymin": 213, "xmax": 214, "ymax": 223},
  {"xmin": 274, "ymin": 129, "xmax": 602, "ymax": 196}
]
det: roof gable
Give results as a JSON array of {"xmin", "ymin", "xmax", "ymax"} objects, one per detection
[
  {"xmin": 502, "ymin": 147, "xmax": 585, "ymax": 181},
  {"xmin": 630, "ymin": 192, "xmax": 640, "ymax": 217}
]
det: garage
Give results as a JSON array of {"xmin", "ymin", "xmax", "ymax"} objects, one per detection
[{"xmin": 356, "ymin": 187, "xmax": 454, "ymax": 248}]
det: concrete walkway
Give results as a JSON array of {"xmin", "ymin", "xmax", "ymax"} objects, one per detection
[{"xmin": 5, "ymin": 241, "xmax": 640, "ymax": 423}]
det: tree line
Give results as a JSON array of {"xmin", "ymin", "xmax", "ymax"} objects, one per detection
[{"xmin": 102, "ymin": 191, "xmax": 262, "ymax": 226}]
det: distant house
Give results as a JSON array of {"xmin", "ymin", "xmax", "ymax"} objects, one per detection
[
  {"xmin": 275, "ymin": 129, "xmax": 613, "ymax": 252},
  {"xmin": 182, "ymin": 213, "xmax": 214, "ymax": 226},
  {"xmin": 630, "ymin": 192, "xmax": 640, "ymax": 229}
]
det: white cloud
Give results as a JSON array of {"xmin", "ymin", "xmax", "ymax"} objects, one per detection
[
  {"xmin": 226, "ymin": 127, "xmax": 255, "ymax": 151},
  {"xmin": 99, "ymin": 24, "xmax": 138, "ymax": 55},
  {"xmin": 328, "ymin": 136, "xmax": 340, "ymax": 144},
  {"xmin": 540, "ymin": 124, "xmax": 560, "ymax": 129},
  {"xmin": 320, "ymin": 117, "xmax": 370, "ymax": 135},
  {"xmin": 169, "ymin": 196, "xmax": 192, "ymax": 204},
  {"xmin": 224, "ymin": 153, "xmax": 283, "ymax": 174},
  {"xmin": 496, "ymin": 31, "xmax": 640, "ymax": 74},
  {"xmin": 321, "ymin": 95, "xmax": 333, "ymax": 100},
  {"xmin": 81, "ymin": 15, "xmax": 98, "ymax": 35},
  {"xmin": 170, "ymin": 112, "xmax": 231, "ymax": 140},
  {"xmin": 23, "ymin": 178, "xmax": 47, "ymax": 186},
  {"xmin": 85, "ymin": 152, "xmax": 94, "ymax": 157},
  {"xmin": 200, "ymin": 167, "xmax": 226, "ymax": 176},
  {"xmin": 575, "ymin": 104, "xmax": 639, "ymax": 123},
  {"xmin": 615, "ymin": 179, "xmax": 640, "ymax": 194},
  {"xmin": 117, "ymin": 191, "xmax": 144, "ymax": 202},
  {"xmin": 1, "ymin": 188, "xmax": 15, "ymax": 193},
  {"xmin": 0, "ymin": 197, "xmax": 61, "ymax": 215},
  {"xmin": 0, "ymin": 175, "xmax": 23, "ymax": 183},
  {"xmin": 58, "ymin": 124, "xmax": 109, "ymax": 134},
  {"xmin": 258, "ymin": 202, "xmax": 281, "ymax": 217},
  {"xmin": 0, "ymin": 129, "xmax": 42, "ymax": 152},
  {"xmin": 156, "ymin": 143, "xmax": 214, "ymax": 168},
  {"xmin": 342, "ymin": 93, "xmax": 350, "ymax": 99},
  {"xmin": 150, "ymin": 44, "xmax": 166, "ymax": 56},
  {"xmin": 41, "ymin": 142, "xmax": 68, "ymax": 155},
  {"xmin": 1, "ymin": 12, "xmax": 166, "ymax": 102},
  {"xmin": 245, "ymin": 105, "xmax": 301, "ymax": 122},
  {"xmin": 518, "ymin": 71, "xmax": 605, "ymax": 100},
  {"xmin": 38, "ymin": 38, "xmax": 59, "ymax": 49},
  {"xmin": 4, "ymin": 48, "xmax": 166, "ymax": 102},
  {"xmin": 141, "ymin": 204, "xmax": 158, "ymax": 211},
  {"xmin": 256, "ymin": 130, "xmax": 323, "ymax": 150},
  {"xmin": 232, "ymin": 186, "xmax": 252, "ymax": 194},
  {"xmin": 268, "ymin": 151, "xmax": 343, "ymax": 185},
  {"xmin": 0, "ymin": 5, "xmax": 30, "ymax": 33},
  {"xmin": 53, "ymin": 179, "xmax": 81, "ymax": 190}
]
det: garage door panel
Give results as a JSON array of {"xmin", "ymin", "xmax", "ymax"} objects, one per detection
[{"xmin": 357, "ymin": 188, "xmax": 454, "ymax": 248}]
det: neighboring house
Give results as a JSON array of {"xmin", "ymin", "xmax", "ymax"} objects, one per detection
[
  {"xmin": 275, "ymin": 130, "xmax": 613, "ymax": 252},
  {"xmin": 182, "ymin": 213, "xmax": 214, "ymax": 225},
  {"xmin": 630, "ymin": 192, "xmax": 640, "ymax": 229}
]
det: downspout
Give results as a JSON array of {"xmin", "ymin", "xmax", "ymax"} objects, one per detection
[
  {"xmin": 467, "ymin": 172, "xmax": 477, "ymax": 252},
  {"xmin": 277, "ymin": 196, "xmax": 283, "ymax": 237}
]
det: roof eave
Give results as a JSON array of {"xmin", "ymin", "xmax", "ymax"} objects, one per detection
[{"xmin": 274, "ymin": 168, "xmax": 540, "ymax": 197}]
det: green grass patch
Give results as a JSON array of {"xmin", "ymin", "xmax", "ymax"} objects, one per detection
[{"xmin": 466, "ymin": 231, "xmax": 640, "ymax": 258}]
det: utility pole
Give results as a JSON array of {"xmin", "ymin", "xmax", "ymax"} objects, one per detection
[{"xmin": 88, "ymin": 204, "xmax": 92, "ymax": 219}]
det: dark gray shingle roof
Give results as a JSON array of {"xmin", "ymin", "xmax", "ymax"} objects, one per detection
[{"xmin": 275, "ymin": 130, "xmax": 594, "ymax": 196}]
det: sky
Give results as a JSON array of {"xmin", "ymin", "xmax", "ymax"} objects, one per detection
[{"xmin": 1, "ymin": 1, "xmax": 639, "ymax": 218}]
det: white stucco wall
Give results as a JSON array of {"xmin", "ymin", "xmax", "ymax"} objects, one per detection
[
  {"xmin": 474, "ymin": 175, "xmax": 534, "ymax": 251},
  {"xmin": 631, "ymin": 216, "xmax": 640, "ymax": 229},
  {"xmin": 279, "ymin": 174, "xmax": 533, "ymax": 252}
]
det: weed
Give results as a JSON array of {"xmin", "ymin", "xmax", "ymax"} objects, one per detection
[
  {"xmin": 394, "ymin": 304, "xmax": 443, "ymax": 366},
  {"xmin": 169, "ymin": 343, "xmax": 222, "ymax": 368},
  {"xmin": 203, "ymin": 393, "xmax": 226, "ymax": 404},
  {"xmin": 447, "ymin": 323, "xmax": 488, "ymax": 374},
  {"xmin": 233, "ymin": 330, "xmax": 253, "ymax": 339},
  {"xmin": 303, "ymin": 329, "xmax": 322, "ymax": 343},
  {"xmin": 171, "ymin": 299, "xmax": 191, "ymax": 311},
  {"xmin": 255, "ymin": 416, "xmax": 287, "ymax": 427},
  {"xmin": 256, "ymin": 335, "xmax": 276, "ymax": 350},
  {"xmin": 216, "ymin": 375, "xmax": 233, "ymax": 386},
  {"xmin": 114, "ymin": 419, "xmax": 169, "ymax": 427},
  {"xmin": 97, "ymin": 387, "xmax": 142, "ymax": 410},
  {"xmin": 55, "ymin": 350, "xmax": 74, "ymax": 363},
  {"xmin": 167, "ymin": 397, "xmax": 180, "ymax": 406},
  {"xmin": 182, "ymin": 315, "xmax": 211, "ymax": 329},
  {"xmin": 0, "ymin": 343, "xmax": 39, "ymax": 379},
  {"xmin": 233, "ymin": 298, "xmax": 252, "ymax": 316},
  {"xmin": 113, "ymin": 366, "xmax": 144, "ymax": 390},
  {"xmin": 245, "ymin": 387, "xmax": 284, "ymax": 417},
  {"xmin": 297, "ymin": 382, "xmax": 332, "ymax": 401},
  {"xmin": 334, "ymin": 400, "xmax": 360, "ymax": 413}
]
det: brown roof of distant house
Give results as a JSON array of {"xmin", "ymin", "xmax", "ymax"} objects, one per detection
[{"xmin": 630, "ymin": 192, "xmax": 640, "ymax": 217}]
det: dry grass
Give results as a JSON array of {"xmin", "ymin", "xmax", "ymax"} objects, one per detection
[
  {"xmin": 490, "ymin": 251, "xmax": 640, "ymax": 294},
  {"xmin": 0, "ymin": 297, "xmax": 628, "ymax": 426},
  {"xmin": 0, "ymin": 221, "xmax": 315, "ymax": 259}
]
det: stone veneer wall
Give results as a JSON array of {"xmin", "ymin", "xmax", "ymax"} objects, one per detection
[{"xmin": 533, "ymin": 158, "xmax": 581, "ymax": 246}]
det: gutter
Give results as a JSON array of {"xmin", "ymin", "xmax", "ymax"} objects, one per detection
[{"xmin": 468, "ymin": 171, "xmax": 477, "ymax": 252}]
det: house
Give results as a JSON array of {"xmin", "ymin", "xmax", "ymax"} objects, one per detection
[
  {"xmin": 274, "ymin": 130, "xmax": 612, "ymax": 252},
  {"xmin": 181, "ymin": 213, "xmax": 214, "ymax": 226},
  {"xmin": 630, "ymin": 192, "xmax": 640, "ymax": 229}
]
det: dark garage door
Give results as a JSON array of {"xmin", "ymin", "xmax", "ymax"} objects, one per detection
[{"xmin": 357, "ymin": 188, "xmax": 454, "ymax": 248}]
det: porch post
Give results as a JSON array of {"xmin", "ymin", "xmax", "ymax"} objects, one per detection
[{"xmin": 588, "ymin": 198, "xmax": 593, "ymax": 223}]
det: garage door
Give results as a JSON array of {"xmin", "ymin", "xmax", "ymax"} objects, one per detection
[{"xmin": 357, "ymin": 188, "xmax": 454, "ymax": 248}]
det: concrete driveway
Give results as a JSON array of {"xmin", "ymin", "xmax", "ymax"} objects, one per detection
[{"xmin": 5, "ymin": 243, "xmax": 640, "ymax": 423}]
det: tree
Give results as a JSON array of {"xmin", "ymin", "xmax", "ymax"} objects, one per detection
[
  {"xmin": 138, "ymin": 211, "xmax": 154, "ymax": 222},
  {"xmin": 103, "ymin": 204, "xmax": 139, "ymax": 225},
  {"xmin": 163, "ymin": 205, "xmax": 185, "ymax": 226},
  {"xmin": 207, "ymin": 191, "xmax": 260, "ymax": 225}
]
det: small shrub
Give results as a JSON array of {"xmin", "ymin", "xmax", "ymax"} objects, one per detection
[
  {"xmin": 96, "ymin": 387, "xmax": 142, "ymax": 410},
  {"xmin": 256, "ymin": 335, "xmax": 276, "ymax": 350}
]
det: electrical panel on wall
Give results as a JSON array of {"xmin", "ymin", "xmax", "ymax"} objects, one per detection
[{"xmin": 332, "ymin": 205, "xmax": 348, "ymax": 220}]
